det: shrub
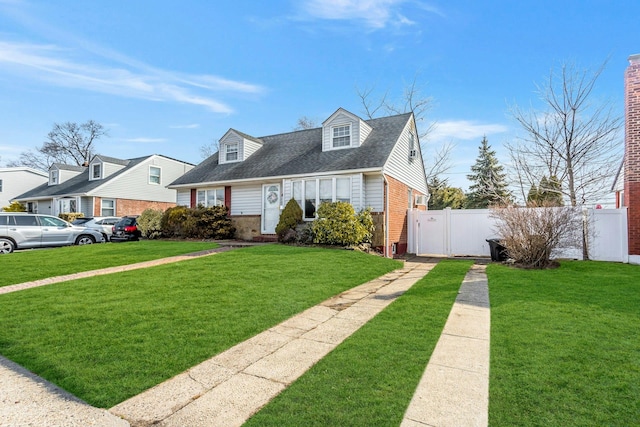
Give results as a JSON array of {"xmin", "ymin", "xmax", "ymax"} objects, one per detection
[
  {"xmin": 2, "ymin": 201, "xmax": 26, "ymax": 212},
  {"xmin": 138, "ymin": 208, "xmax": 164, "ymax": 239},
  {"xmin": 276, "ymin": 198, "xmax": 303, "ymax": 243},
  {"xmin": 59, "ymin": 212, "xmax": 84, "ymax": 222},
  {"xmin": 160, "ymin": 205, "xmax": 235, "ymax": 239},
  {"xmin": 311, "ymin": 202, "xmax": 374, "ymax": 246},
  {"xmin": 490, "ymin": 202, "xmax": 581, "ymax": 268}
]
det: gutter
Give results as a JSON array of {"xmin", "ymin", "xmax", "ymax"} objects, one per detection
[{"xmin": 383, "ymin": 175, "xmax": 390, "ymax": 258}]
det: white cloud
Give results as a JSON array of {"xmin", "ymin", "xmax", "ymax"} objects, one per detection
[
  {"xmin": 427, "ymin": 120, "xmax": 509, "ymax": 143},
  {"xmin": 0, "ymin": 40, "xmax": 264, "ymax": 113},
  {"xmin": 299, "ymin": 0, "xmax": 411, "ymax": 29}
]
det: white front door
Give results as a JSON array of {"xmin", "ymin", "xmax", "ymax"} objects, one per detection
[{"xmin": 262, "ymin": 183, "xmax": 281, "ymax": 234}]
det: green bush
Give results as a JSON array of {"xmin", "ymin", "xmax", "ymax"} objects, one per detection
[
  {"xmin": 2, "ymin": 201, "xmax": 26, "ymax": 212},
  {"xmin": 59, "ymin": 212, "xmax": 84, "ymax": 222},
  {"xmin": 311, "ymin": 202, "xmax": 374, "ymax": 246},
  {"xmin": 160, "ymin": 205, "xmax": 235, "ymax": 239},
  {"xmin": 138, "ymin": 208, "xmax": 164, "ymax": 239},
  {"xmin": 276, "ymin": 198, "xmax": 303, "ymax": 243}
]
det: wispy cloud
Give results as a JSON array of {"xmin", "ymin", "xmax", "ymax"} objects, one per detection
[
  {"xmin": 169, "ymin": 123, "xmax": 200, "ymax": 129},
  {"xmin": 0, "ymin": 40, "xmax": 264, "ymax": 114},
  {"xmin": 428, "ymin": 120, "xmax": 509, "ymax": 143}
]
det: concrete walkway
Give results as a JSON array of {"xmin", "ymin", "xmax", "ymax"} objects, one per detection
[
  {"xmin": 109, "ymin": 259, "xmax": 438, "ymax": 426},
  {"xmin": 0, "ymin": 256, "xmax": 491, "ymax": 427},
  {"xmin": 402, "ymin": 263, "xmax": 490, "ymax": 427}
]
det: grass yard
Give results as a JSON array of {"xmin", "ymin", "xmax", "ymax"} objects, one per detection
[
  {"xmin": 487, "ymin": 261, "xmax": 640, "ymax": 426},
  {"xmin": 0, "ymin": 245, "xmax": 400, "ymax": 408},
  {"xmin": 0, "ymin": 240, "xmax": 219, "ymax": 287},
  {"xmin": 245, "ymin": 259, "xmax": 473, "ymax": 427}
]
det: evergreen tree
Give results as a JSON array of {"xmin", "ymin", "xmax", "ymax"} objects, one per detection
[
  {"xmin": 537, "ymin": 175, "xmax": 564, "ymax": 206},
  {"xmin": 465, "ymin": 136, "xmax": 511, "ymax": 208},
  {"xmin": 427, "ymin": 176, "xmax": 466, "ymax": 209},
  {"xmin": 527, "ymin": 183, "xmax": 540, "ymax": 204}
]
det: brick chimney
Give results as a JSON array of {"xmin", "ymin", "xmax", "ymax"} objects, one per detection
[{"xmin": 625, "ymin": 54, "xmax": 640, "ymax": 264}]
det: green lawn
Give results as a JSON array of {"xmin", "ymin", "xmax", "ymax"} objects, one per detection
[
  {"xmin": 245, "ymin": 260, "xmax": 473, "ymax": 426},
  {"xmin": 0, "ymin": 245, "xmax": 401, "ymax": 408},
  {"xmin": 0, "ymin": 240, "xmax": 219, "ymax": 287},
  {"xmin": 488, "ymin": 261, "xmax": 640, "ymax": 426}
]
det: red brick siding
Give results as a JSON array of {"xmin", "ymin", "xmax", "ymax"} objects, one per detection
[
  {"xmin": 384, "ymin": 175, "xmax": 426, "ymax": 256},
  {"xmin": 625, "ymin": 56, "xmax": 640, "ymax": 255},
  {"xmin": 92, "ymin": 197, "xmax": 176, "ymax": 216}
]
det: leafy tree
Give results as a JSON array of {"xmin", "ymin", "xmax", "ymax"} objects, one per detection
[
  {"xmin": 8, "ymin": 120, "xmax": 107, "ymax": 170},
  {"xmin": 427, "ymin": 177, "xmax": 466, "ymax": 209},
  {"xmin": 466, "ymin": 136, "xmax": 511, "ymax": 208}
]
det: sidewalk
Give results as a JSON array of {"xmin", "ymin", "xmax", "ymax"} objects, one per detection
[{"xmin": 0, "ymin": 256, "xmax": 491, "ymax": 427}]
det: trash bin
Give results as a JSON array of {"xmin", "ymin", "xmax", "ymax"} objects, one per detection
[{"xmin": 486, "ymin": 238, "xmax": 508, "ymax": 262}]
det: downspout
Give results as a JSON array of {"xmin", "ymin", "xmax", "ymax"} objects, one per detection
[{"xmin": 383, "ymin": 175, "xmax": 390, "ymax": 258}]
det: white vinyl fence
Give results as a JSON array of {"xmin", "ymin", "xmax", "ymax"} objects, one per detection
[{"xmin": 407, "ymin": 207, "xmax": 629, "ymax": 263}]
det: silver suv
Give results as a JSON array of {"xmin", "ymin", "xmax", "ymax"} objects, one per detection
[{"xmin": 0, "ymin": 213, "xmax": 105, "ymax": 254}]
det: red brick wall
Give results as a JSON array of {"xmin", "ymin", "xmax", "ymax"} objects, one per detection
[
  {"xmin": 384, "ymin": 175, "xmax": 427, "ymax": 256},
  {"xmin": 625, "ymin": 55, "xmax": 640, "ymax": 255},
  {"xmin": 91, "ymin": 197, "xmax": 176, "ymax": 216}
]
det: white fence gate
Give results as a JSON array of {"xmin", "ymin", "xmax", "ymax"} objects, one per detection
[{"xmin": 407, "ymin": 207, "xmax": 629, "ymax": 263}]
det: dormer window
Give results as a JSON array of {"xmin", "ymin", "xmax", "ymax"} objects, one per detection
[
  {"xmin": 225, "ymin": 143, "xmax": 239, "ymax": 162},
  {"xmin": 332, "ymin": 125, "xmax": 351, "ymax": 148},
  {"xmin": 92, "ymin": 163, "xmax": 101, "ymax": 179},
  {"xmin": 50, "ymin": 170, "xmax": 58, "ymax": 185}
]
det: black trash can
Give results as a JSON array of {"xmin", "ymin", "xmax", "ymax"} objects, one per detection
[{"xmin": 486, "ymin": 238, "xmax": 508, "ymax": 262}]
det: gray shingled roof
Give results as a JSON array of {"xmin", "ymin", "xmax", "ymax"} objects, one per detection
[
  {"xmin": 170, "ymin": 112, "xmax": 411, "ymax": 186},
  {"xmin": 14, "ymin": 156, "xmax": 149, "ymax": 200}
]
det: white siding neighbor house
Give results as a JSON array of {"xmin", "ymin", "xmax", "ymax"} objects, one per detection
[
  {"xmin": 168, "ymin": 108, "xmax": 429, "ymax": 256},
  {"xmin": 14, "ymin": 154, "xmax": 194, "ymax": 217},
  {"xmin": 0, "ymin": 167, "xmax": 48, "ymax": 211}
]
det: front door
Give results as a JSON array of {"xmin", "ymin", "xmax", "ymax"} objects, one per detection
[{"xmin": 262, "ymin": 183, "xmax": 281, "ymax": 234}]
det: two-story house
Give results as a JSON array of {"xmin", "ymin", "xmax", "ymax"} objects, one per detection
[
  {"xmin": 168, "ymin": 108, "xmax": 429, "ymax": 256},
  {"xmin": 14, "ymin": 154, "xmax": 194, "ymax": 217},
  {"xmin": 0, "ymin": 167, "xmax": 48, "ymax": 210}
]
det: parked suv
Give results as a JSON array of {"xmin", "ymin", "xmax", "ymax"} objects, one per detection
[
  {"xmin": 0, "ymin": 213, "xmax": 105, "ymax": 254},
  {"xmin": 110, "ymin": 216, "xmax": 141, "ymax": 242},
  {"xmin": 72, "ymin": 216, "xmax": 121, "ymax": 241}
]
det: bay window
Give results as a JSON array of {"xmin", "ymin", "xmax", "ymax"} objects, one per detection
[{"xmin": 293, "ymin": 177, "xmax": 352, "ymax": 219}]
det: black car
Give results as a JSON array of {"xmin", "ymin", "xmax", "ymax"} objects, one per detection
[{"xmin": 110, "ymin": 216, "xmax": 142, "ymax": 242}]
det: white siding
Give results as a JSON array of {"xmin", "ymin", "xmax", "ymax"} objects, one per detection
[
  {"xmin": 219, "ymin": 132, "xmax": 243, "ymax": 165},
  {"xmin": 103, "ymin": 162, "xmax": 126, "ymax": 179},
  {"xmin": 80, "ymin": 197, "xmax": 93, "ymax": 217},
  {"xmin": 364, "ymin": 174, "xmax": 384, "ymax": 212},
  {"xmin": 243, "ymin": 138, "xmax": 262, "ymax": 159},
  {"xmin": 230, "ymin": 184, "xmax": 262, "ymax": 215},
  {"xmin": 382, "ymin": 117, "xmax": 428, "ymax": 194},
  {"xmin": 0, "ymin": 168, "xmax": 48, "ymax": 209},
  {"xmin": 58, "ymin": 168, "xmax": 83, "ymax": 184},
  {"xmin": 177, "ymin": 189, "xmax": 191, "ymax": 206},
  {"xmin": 91, "ymin": 156, "xmax": 193, "ymax": 202}
]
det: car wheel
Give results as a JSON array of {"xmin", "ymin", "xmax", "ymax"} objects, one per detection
[
  {"xmin": 75, "ymin": 235, "xmax": 95, "ymax": 245},
  {"xmin": 0, "ymin": 238, "xmax": 15, "ymax": 254},
  {"xmin": 101, "ymin": 233, "xmax": 108, "ymax": 242}
]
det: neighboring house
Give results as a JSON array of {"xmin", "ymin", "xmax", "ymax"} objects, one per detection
[
  {"xmin": 0, "ymin": 167, "xmax": 48, "ymax": 211},
  {"xmin": 168, "ymin": 108, "xmax": 429, "ymax": 256},
  {"xmin": 13, "ymin": 154, "xmax": 194, "ymax": 217}
]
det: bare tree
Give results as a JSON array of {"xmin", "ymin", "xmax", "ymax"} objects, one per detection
[
  {"xmin": 8, "ymin": 120, "xmax": 107, "ymax": 170},
  {"xmin": 356, "ymin": 75, "xmax": 449, "ymax": 180},
  {"xmin": 199, "ymin": 139, "xmax": 220, "ymax": 160},
  {"xmin": 293, "ymin": 116, "xmax": 319, "ymax": 130},
  {"xmin": 508, "ymin": 61, "xmax": 623, "ymax": 207}
]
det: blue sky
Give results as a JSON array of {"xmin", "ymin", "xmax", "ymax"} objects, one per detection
[{"xmin": 0, "ymin": 0, "xmax": 638, "ymax": 193}]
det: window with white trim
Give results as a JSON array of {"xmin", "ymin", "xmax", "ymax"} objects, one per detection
[
  {"xmin": 332, "ymin": 125, "xmax": 351, "ymax": 148},
  {"xmin": 0, "ymin": 179, "xmax": 3, "ymax": 192},
  {"xmin": 225, "ymin": 143, "xmax": 239, "ymax": 161},
  {"xmin": 101, "ymin": 199, "xmax": 115, "ymax": 216},
  {"xmin": 293, "ymin": 177, "xmax": 352, "ymax": 219},
  {"xmin": 92, "ymin": 163, "xmax": 101, "ymax": 179},
  {"xmin": 50, "ymin": 170, "xmax": 58, "ymax": 185},
  {"xmin": 149, "ymin": 166, "xmax": 161, "ymax": 185},
  {"xmin": 196, "ymin": 188, "xmax": 225, "ymax": 207}
]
